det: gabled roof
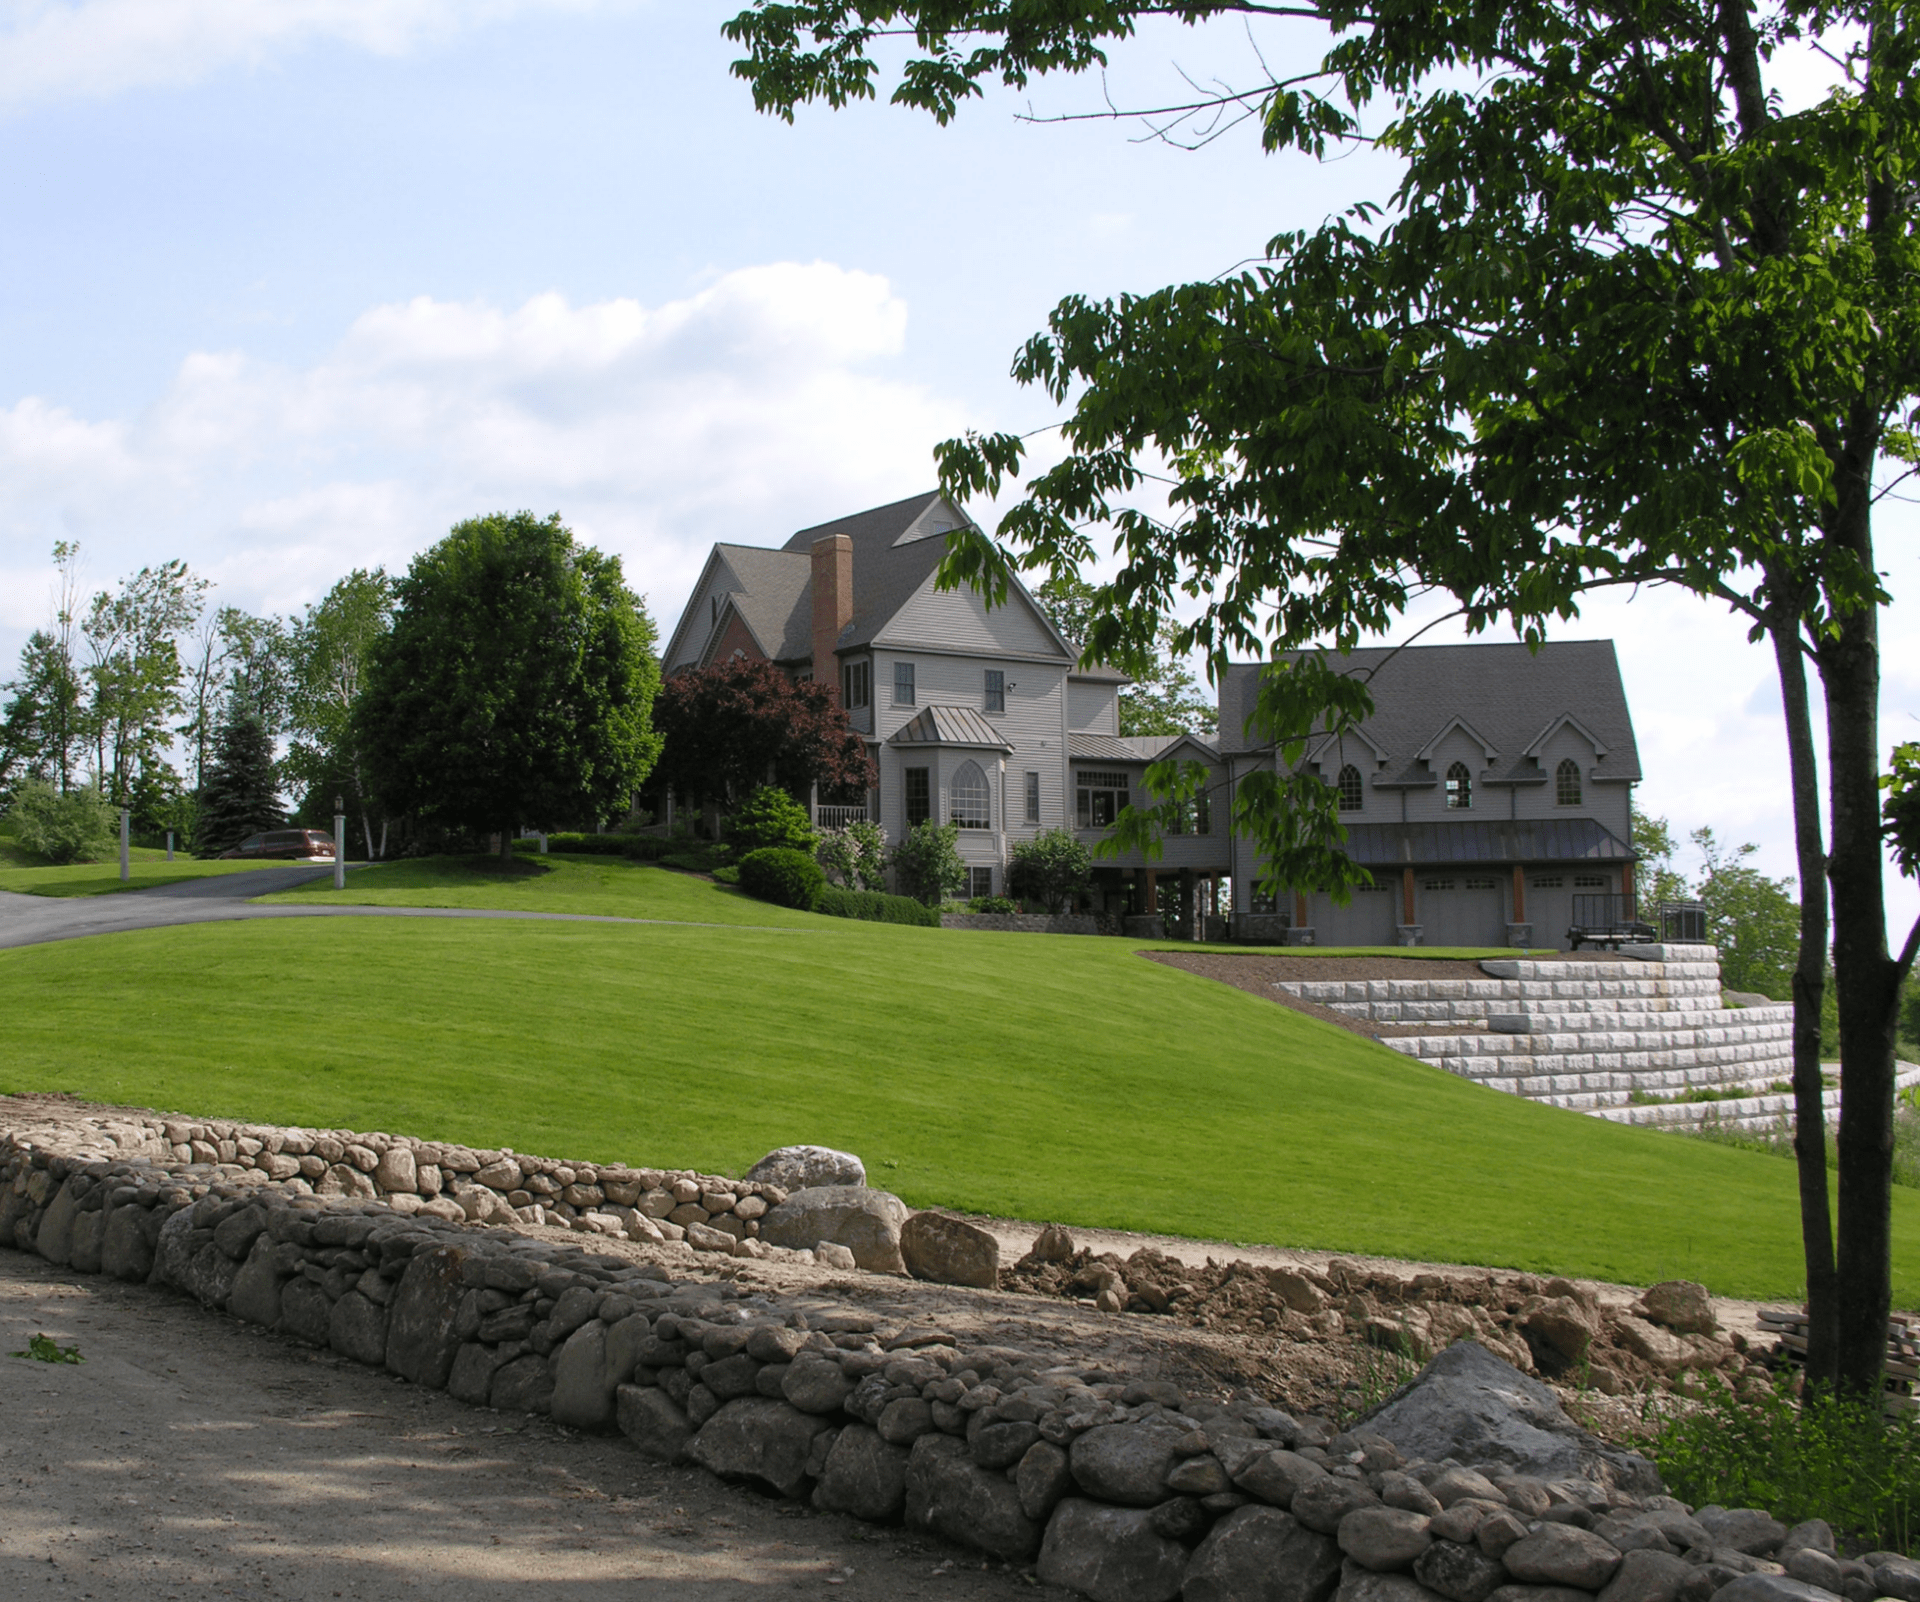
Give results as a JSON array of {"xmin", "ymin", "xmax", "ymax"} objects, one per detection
[
  {"xmin": 780, "ymin": 491, "xmax": 953, "ymax": 655},
  {"xmin": 713, "ymin": 543, "xmax": 812, "ymax": 663},
  {"xmin": 888, "ymin": 705, "xmax": 1015, "ymax": 751},
  {"xmin": 1523, "ymin": 711, "xmax": 1610, "ymax": 758},
  {"xmin": 1414, "ymin": 714, "xmax": 1499, "ymax": 763},
  {"xmin": 1218, "ymin": 641, "xmax": 1641, "ymax": 783}
]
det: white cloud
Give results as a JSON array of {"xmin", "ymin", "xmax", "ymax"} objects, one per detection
[
  {"xmin": 0, "ymin": 0, "xmax": 608, "ymax": 110},
  {"xmin": 0, "ymin": 259, "xmax": 968, "ymax": 635}
]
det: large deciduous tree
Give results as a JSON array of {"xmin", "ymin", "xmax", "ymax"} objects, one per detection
[
  {"xmin": 725, "ymin": 0, "xmax": 1920, "ymax": 1395},
  {"xmin": 652, "ymin": 655, "xmax": 876, "ymax": 810},
  {"xmin": 357, "ymin": 512, "xmax": 663, "ymax": 855},
  {"xmin": 283, "ymin": 569, "xmax": 395, "ymax": 858}
]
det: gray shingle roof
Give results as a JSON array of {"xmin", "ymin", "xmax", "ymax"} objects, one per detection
[
  {"xmin": 1218, "ymin": 640, "xmax": 1641, "ymax": 783},
  {"xmin": 888, "ymin": 705, "xmax": 1015, "ymax": 751},
  {"xmin": 1067, "ymin": 733, "xmax": 1218, "ymax": 763},
  {"xmin": 1339, "ymin": 818, "xmax": 1634, "ymax": 866},
  {"xmin": 780, "ymin": 491, "xmax": 954, "ymax": 655},
  {"xmin": 710, "ymin": 543, "xmax": 812, "ymax": 663}
]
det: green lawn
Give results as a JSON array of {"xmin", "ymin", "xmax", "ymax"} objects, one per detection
[
  {"xmin": 0, "ymin": 849, "xmax": 305, "ymax": 898},
  {"xmin": 259, "ymin": 853, "xmax": 822, "ymax": 927},
  {"xmin": 0, "ymin": 872, "xmax": 1910, "ymax": 1302}
]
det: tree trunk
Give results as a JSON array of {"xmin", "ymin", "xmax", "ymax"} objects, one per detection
[
  {"xmin": 1771, "ymin": 616, "xmax": 1837, "ymax": 1390},
  {"xmin": 1821, "ymin": 436, "xmax": 1897, "ymax": 1401}
]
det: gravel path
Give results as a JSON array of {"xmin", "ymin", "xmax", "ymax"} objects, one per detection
[
  {"xmin": 0, "ymin": 869, "xmax": 809, "ymax": 950},
  {"xmin": 0, "ymin": 1250, "xmax": 1035, "ymax": 1602}
]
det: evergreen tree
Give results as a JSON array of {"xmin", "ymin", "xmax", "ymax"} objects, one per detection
[{"xmin": 196, "ymin": 705, "xmax": 283, "ymax": 856}]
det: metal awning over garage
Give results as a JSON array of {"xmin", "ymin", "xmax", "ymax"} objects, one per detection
[{"xmin": 1339, "ymin": 819, "xmax": 1633, "ymax": 866}]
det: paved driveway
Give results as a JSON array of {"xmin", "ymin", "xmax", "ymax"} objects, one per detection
[{"xmin": 0, "ymin": 867, "xmax": 805, "ymax": 950}]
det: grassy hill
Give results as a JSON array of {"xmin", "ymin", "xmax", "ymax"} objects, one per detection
[{"xmin": 0, "ymin": 852, "xmax": 1910, "ymax": 1302}]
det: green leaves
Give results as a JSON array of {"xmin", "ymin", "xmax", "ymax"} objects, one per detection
[
  {"xmin": 12, "ymin": 1333, "xmax": 83, "ymax": 1364},
  {"xmin": 357, "ymin": 513, "xmax": 663, "ymax": 838}
]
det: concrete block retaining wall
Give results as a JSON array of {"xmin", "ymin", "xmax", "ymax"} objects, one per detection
[
  {"xmin": 1272, "ymin": 948, "xmax": 1865, "ymax": 1129},
  {"xmin": 2, "ymin": 1124, "xmax": 1799, "ymax": 1602}
]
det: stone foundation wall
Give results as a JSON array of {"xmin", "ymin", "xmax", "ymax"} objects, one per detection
[
  {"xmin": 0, "ymin": 1113, "xmax": 1871, "ymax": 1602},
  {"xmin": 938, "ymin": 913, "xmax": 1100, "ymax": 935}
]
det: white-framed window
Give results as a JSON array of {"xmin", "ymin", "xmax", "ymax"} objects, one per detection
[
  {"xmin": 1556, "ymin": 759, "xmax": 1583, "ymax": 806},
  {"xmin": 1574, "ymin": 873, "xmax": 1609, "ymax": 889},
  {"xmin": 1076, "ymin": 770, "xmax": 1130, "ymax": 828},
  {"xmin": 842, "ymin": 661, "xmax": 871, "ymax": 709},
  {"xmin": 984, "ymin": 669, "xmax": 1005, "ymax": 713},
  {"xmin": 1337, "ymin": 764, "xmax": 1364, "ymax": 811},
  {"xmin": 1464, "ymin": 877, "xmax": 1496, "ymax": 890},
  {"xmin": 1531, "ymin": 875, "xmax": 1564, "ymax": 888},
  {"xmin": 1445, "ymin": 762, "xmax": 1473, "ymax": 809},
  {"xmin": 1024, "ymin": 771, "xmax": 1040, "ymax": 823},
  {"xmin": 951, "ymin": 761, "xmax": 992, "ymax": 828},
  {"xmin": 968, "ymin": 866, "xmax": 994, "ymax": 899},
  {"xmin": 893, "ymin": 661, "xmax": 916, "ymax": 706},
  {"xmin": 1357, "ymin": 880, "xmax": 1392, "ymax": 892},
  {"xmin": 1423, "ymin": 878, "xmax": 1456, "ymax": 891}
]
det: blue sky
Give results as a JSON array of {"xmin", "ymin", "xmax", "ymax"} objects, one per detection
[{"xmin": 0, "ymin": 0, "xmax": 1914, "ymax": 928}]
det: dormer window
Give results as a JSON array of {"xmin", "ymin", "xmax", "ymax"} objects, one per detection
[
  {"xmin": 1555, "ymin": 758, "xmax": 1582, "ymax": 806},
  {"xmin": 1445, "ymin": 762, "xmax": 1473, "ymax": 810},
  {"xmin": 1337, "ymin": 764, "xmax": 1364, "ymax": 812}
]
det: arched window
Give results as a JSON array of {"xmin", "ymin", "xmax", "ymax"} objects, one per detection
[
  {"xmin": 950, "ymin": 761, "xmax": 991, "ymax": 828},
  {"xmin": 1555, "ymin": 758, "xmax": 1582, "ymax": 807},
  {"xmin": 1337, "ymin": 764, "xmax": 1364, "ymax": 812},
  {"xmin": 1445, "ymin": 762, "xmax": 1473, "ymax": 810}
]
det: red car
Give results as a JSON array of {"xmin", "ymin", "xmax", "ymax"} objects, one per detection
[{"xmin": 218, "ymin": 829, "xmax": 337, "ymax": 861}]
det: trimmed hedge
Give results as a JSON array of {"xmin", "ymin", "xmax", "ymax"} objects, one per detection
[
  {"xmin": 737, "ymin": 847, "xmax": 825, "ymax": 911},
  {"xmin": 527, "ymin": 832, "xmax": 670, "ymax": 861},
  {"xmin": 816, "ymin": 886, "xmax": 940, "ymax": 927}
]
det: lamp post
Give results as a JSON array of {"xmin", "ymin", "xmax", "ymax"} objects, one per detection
[
  {"xmin": 119, "ymin": 808, "xmax": 129, "ymax": 882},
  {"xmin": 333, "ymin": 795, "xmax": 346, "ymax": 891}
]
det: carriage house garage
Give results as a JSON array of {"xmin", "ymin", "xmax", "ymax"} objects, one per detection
[{"xmin": 1218, "ymin": 641, "xmax": 1643, "ymax": 949}]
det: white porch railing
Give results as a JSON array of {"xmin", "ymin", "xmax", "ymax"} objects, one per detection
[{"xmin": 814, "ymin": 804, "xmax": 872, "ymax": 829}]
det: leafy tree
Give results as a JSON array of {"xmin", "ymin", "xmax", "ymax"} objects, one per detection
[
  {"xmin": 180, "ymin": 606, "xmax": 285, "ymax": 799},
  {"xmin": 196, "ymin": 706, "xmax": 284, "ymax": 856},
  {"xmin": 1631, "ymin": 809, "xmax": 1691, "ymax": 912},
  {"xmin": 889, "ymin": 819, "xmax": 967, "ymax": 907},
  {"xmin": 726, "ymin": 784, "xmax": 819, "ymax": 855},
  {"xmin": 356, "ymin": 512, "xmax": 663, "ymax": 858},
  {"xmin": 0, "ymin": 544, "xmax": 90, "ymax": 798},
  {"xmin": 725, "ymin": 0, "xmax": 1920, "ymax": 1398},
  {"xmin": 283, "ymin": 570, "xmax": 394, "ymax": 858},
  {"xmin": 5, "ymin": 778, "xmax": 114, "ymax": 865},
  {"xmin": 80, "ymin": 559, "xmax": 205, "ymax": 812},
  {"xmin": 1037, "ymin": 575, "xmax": 1214, "ymax": 737},
  {"xmin": 652, "ymin": 655, "xmax": 875, "ymax": 808},
  {"xmin": 1007, "ymin": 827, "xmax": 1093, "ymax": 914},
  {"xmin": 817, "ymin": 819, "xmax": 889, "ymax": 891},
  {"xmin": 1693, "ymin": 828, "xmax": 1800, "ymax": 1001}
]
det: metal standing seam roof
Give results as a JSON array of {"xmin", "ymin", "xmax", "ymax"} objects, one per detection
[
  {"xmin": 1217, "ymin": 640, "xmax": 1642, "ymax": 785},
  {"xmin": 1338, "ymin": 818, "xmax": 1634, "ymax": 866},
  {"xmin": 888, "ymin": 705, "xmax": 1016, "ymax": 751},
  {"xmin": 1067, "ymin": 733, "xmax": 1220, "ymax": 764}
]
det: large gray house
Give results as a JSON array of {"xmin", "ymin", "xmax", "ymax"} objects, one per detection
[
  {"xmin": 1218, "ymin": 642, "xmax": 1642, "ymax": 947},
  {"xmin": 664, "ymin": 492, "xmax": 1642, "ymax": 948}
]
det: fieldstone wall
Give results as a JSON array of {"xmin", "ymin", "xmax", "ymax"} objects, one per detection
[
  {"xmin": 0, "ymin": 1115, "xmax": 1877, "ymax": 1602},
  {"xmin": 938, "ymin": 913, "xmax": 1100, "ymax": 935}
]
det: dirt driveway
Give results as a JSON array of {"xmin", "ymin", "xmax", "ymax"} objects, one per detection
[{"xmin": 0, "ymin": 1251, "xmax": 1040, "ymax": 1602}]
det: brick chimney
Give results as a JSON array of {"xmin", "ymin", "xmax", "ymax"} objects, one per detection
[{"xmin": 810, "ymin": 534, "xmax": 854, "ymax": 700}]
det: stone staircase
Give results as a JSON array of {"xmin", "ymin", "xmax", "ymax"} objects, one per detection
[{"xmin": 1272, "ymin": 943, "xmax": 1920, "ymax": 1128}]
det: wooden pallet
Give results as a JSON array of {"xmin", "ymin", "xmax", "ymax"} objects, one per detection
[{"xmin": 1756, "ymin": 1306, "xmax": 1920, "ymax": 1402}]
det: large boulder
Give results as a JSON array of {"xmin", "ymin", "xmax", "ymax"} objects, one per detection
[
  {"xmin": 1186, "ymin": 1507, "xmax": 1344, "ymax": 1602},
  {"xmin": 1635, "ymin": 1281, "xmax": 1717, "ymax": 1336},
  {"xmin": 813, "ymin": 1424, "xmax": 910, "ymax": 1521},
  {"xmin": 905, "ymin": 1433, "xmax": 1043, "ymax": 1561},
  {"xmin": 745, "ymin": 1145, "xmax": 866, "ymax": 1190},
  {"xmin": 901, "ymin": 1210, "xmax": 1000, "ymax": 1288},
  {"xmin": 1036, "ymin": 1499, "xmax": 1189, "ymax": 1602},
  {"xmin": 384, "ymin": 1245, "xmax": 470, "ymax": 1389},
  {"xmin": 1070, "ymin": 1420, "xmax": 1186, "ymax": 1506},
  {"xmin": 758, "ymin": 1186, "xmax": 908, "ymax": 1275},
  {"xmin": 687, "ymin": 1397, "xmax": 832, "ymax": 1499},
  {"xmin": 1360, "ymin": 1342, "xmax": 1662, "ymax": 1495}
]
